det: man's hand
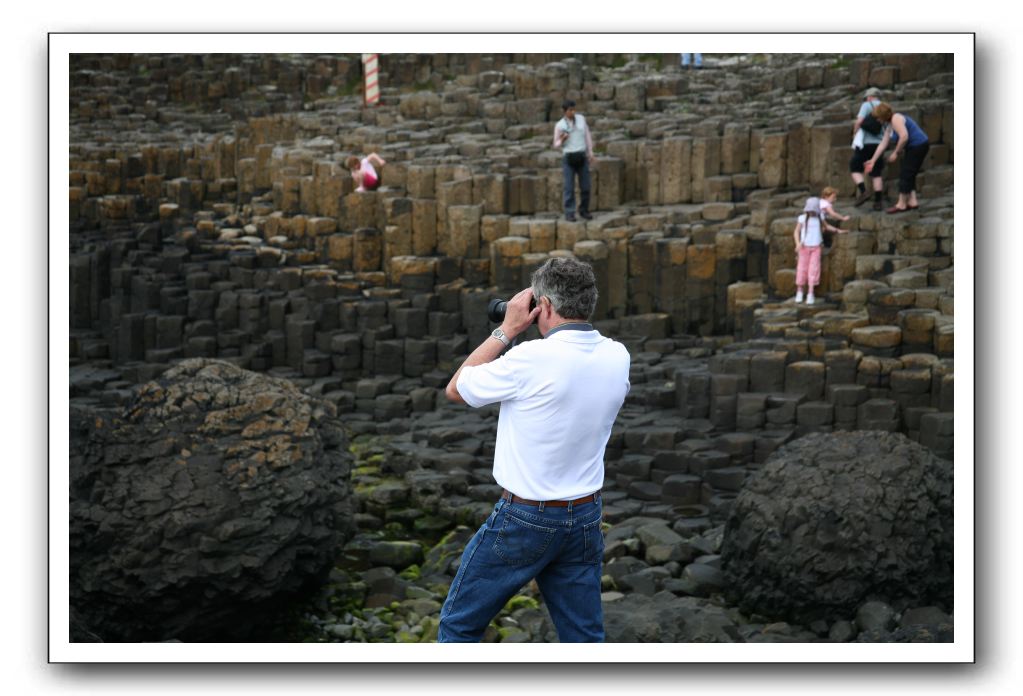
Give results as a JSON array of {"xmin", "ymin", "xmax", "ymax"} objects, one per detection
[
  {"xmin": 500, "ymin": 287, "xmax": 541, "ymax": 340},
  {"xmin": 887, "ymin": 152, "xmax": 898, "ymax": 163},
  {"xmin": 445, "ymin": 287, "xmax": 539, "ymax": 404}
]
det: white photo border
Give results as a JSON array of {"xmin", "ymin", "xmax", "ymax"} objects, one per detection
[{"xmin": 50, "ymin": 32, "xmax": 974, "ymax": 664}]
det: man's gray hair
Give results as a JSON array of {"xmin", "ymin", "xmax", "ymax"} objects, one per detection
[{"xmin": 531, "ymin": 256, "xmax": 598, "ymax": 320}]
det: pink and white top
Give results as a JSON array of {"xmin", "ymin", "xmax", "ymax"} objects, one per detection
[{"xmin": 356, "ymin": 158, "xmax": 379, "ymax": 192}]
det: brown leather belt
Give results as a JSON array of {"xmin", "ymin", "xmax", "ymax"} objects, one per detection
[{"xmin": 501, "ymin": 490, "xmax": 598, "ymax": 507}]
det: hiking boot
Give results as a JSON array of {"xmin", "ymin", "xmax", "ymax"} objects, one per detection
[
  {"xmin": 580, "ymin": 211, "xmax": 593, "ymax": 220},
  {"xmin": 872, "ymin": 200, "xmax": 883, "ymax": 211},
  {"xmin": 565, "ymin": 213, "xmax": 577, "ymax": 222},
  {"xmin": 854, "ymin": 189, "xmax": 873, "ymax": 207}
]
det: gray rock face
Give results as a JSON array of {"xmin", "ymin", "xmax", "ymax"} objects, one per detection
[
  {"xmin": 69, "ymin": 359, "xmax": 355, "ymax": 641},
  {"xmin": 603, "ymin": 592, "xmax": 743, "ymax": 643},
  {"xmin": 856, "ymin": 600, "xmax": 896, "ymax": 633},
  {"xmin": 721, "ymin": 431, "xmax": 953, "ymax": 624},
  {"xmin": 854, "ymin": 623, "xmax": 955, "ymax": 643}
]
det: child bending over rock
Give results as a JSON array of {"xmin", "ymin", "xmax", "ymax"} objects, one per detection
[
  {"xmin": 347, "ymin": 152, "xmax": 386, "ymax": 192},
  {"xmin": 819, "ymin": 186, "xmax": 851, "ymax": 227}
]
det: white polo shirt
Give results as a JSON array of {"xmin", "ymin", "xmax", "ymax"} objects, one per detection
[{"xmin": 456, "ymin": 328, "xmax": 631, "ymax": 500}]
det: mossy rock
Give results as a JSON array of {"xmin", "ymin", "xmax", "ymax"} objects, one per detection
[
  {"xmin": 498, "ymin": 626, "xmax": 531, "ymax": 643},
  {"xmin": 419, "ymin": 617, "xmax": 440, "ymax": 642},
  {"xmin": 368, "ymin": 540, "xmax": 424, "ymax": 570},
  {"xmin": 352, "ymin": 464, "xmax": 382, "ymax": 478},
  {"xmin": 413, "ymin": 515, "xmax": 453, "ymax": 537},
  {"xmin": 503, "ymin": 595, "xmax": 540, "ymax": 612},
  {"xmin": 382, "ymin": 521, "xmax": 412, "ymax": 539},
  {"xmin": 354, "ymin": 476, "xmax": 408, "ymax": 505},
  {"xmin": 349, "ymin": 434, "xmax": 390, "ymax": 458},
  {"xmin": 399, "ymin": 564, "xmax": 422, "ymax": 581},
  {"xmin": 420, "ymin": 526, "xmax": 474, "ymax": 579}
]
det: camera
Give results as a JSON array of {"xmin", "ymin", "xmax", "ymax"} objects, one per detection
[{"xmin": 487, "ymin": 297, "xmax": 537, "ymax": 324}]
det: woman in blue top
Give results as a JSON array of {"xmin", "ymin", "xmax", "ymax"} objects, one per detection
[{"xmin": 864, "ymin": 102, "xmax": 930, "ymax": 214}]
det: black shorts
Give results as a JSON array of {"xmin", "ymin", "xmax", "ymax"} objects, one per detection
[{"xmin": 849, "ymin": 144, "xmax": 885, "ymax": 175}]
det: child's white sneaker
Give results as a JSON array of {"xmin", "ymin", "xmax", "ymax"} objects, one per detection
[
  {"xmin": 794, "ymin": 290, "xmax": 804, "ymax": 303},
  {"xmin": 806, "ymin": 293, "xmax": 815, "ymax": 305}
]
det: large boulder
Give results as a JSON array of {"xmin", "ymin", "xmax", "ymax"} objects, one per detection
[
  {"xmin": 721, "ymin": 431, "xmax": 953, "ymax": 624},
  {"xmin": 69, "ymin": 359, "xmax": 356, "ymax": 641}
]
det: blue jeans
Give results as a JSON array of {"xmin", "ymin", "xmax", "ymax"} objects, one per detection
[
  {"xmin": 438, "ymin": 495, "xmax": 605, "ymax": 642},
  {"xmin": 562, "ymin": 153, "xmax": 591, "ymax": 217}
]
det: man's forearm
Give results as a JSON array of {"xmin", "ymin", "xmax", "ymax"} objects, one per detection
[
  {"xmin": 444, "ymin": 335, "xmax": 507, "ymax": 404},
  {"xmin": 446, "ymin": 287, "xmax": 539, "ymax": 404}
]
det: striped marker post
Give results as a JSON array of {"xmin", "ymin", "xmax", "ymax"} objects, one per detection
[{"xmin": 362, "ymin": 53, "xmax": 380, "ymax": 106}]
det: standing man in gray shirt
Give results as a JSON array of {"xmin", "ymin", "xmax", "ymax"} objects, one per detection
[{"xmin": 553, "ymin": 99, "xmax": 595, "ymax": 222}]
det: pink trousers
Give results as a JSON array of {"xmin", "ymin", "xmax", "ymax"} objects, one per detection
[{"xmin": 796, "ymin": 244, "xmax": 822, "ymax": 288}]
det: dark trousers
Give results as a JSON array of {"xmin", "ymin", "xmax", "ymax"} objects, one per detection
[
  {"xmin": 438, "ymin": 496, "xmax": 605, "ymax": 642},
  {"xmin": 562, "ymin": 152, "xmax": 591, "ymax": 216},
  {"xmin": 899, "ymin": 142, "xmax": 930, "ymax": 194}
]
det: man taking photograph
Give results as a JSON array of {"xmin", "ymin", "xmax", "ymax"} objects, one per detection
[{"xmin": 438, "ymin": 257, "xmax": 631, "ymax": 643}]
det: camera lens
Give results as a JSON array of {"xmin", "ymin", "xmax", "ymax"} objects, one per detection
[
  {"xmin": 487, "ymin": 297, "xmax": 538, "ymax": 325},
  {"xmin": 487, "ymin": 299, "xmax": 508, "ymax": 323}
]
